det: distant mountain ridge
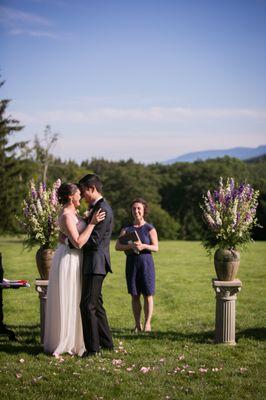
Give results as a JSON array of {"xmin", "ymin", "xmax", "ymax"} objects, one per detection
[{"xmin": 164, "ymin": 145, "xmax": 266, "ymax": 164}]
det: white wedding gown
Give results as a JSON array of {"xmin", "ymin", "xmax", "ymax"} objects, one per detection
[{"xmin": 44, "ymin": 214, "xmax": 86, "ymax": 356}]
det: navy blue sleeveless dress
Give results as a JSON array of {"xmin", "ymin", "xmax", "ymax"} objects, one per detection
[{"xmin": 124, "ymin": 223, "xmax": 155, "ymax": 296}]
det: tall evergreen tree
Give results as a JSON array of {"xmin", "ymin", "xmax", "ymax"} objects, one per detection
[{"xmin": 0, "ymin": 79, "xmax": 28, "ymax": 233}]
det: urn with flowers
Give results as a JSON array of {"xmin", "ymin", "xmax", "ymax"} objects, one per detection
[
  {"xmin": 18, "ymin": 179, "xmax": 61, "ymax": 279},
  {"xmin": 201, "ymin": 177, "xmax": 260, "ymax": 281}
]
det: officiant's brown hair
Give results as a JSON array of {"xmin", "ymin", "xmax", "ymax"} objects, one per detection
[{"xmin": 130, "ymin": 198, "xmax": 149, "ymax": 217}]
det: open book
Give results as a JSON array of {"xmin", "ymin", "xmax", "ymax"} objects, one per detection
[{"xmin": 119, "ymin": 230, "xmax": 140, "ymax": 255}]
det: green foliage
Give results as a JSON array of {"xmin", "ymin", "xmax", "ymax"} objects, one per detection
[
  {"xmin": 0, "ymin": 79, "xmax": 31, "ymax": 233},
  {"xmin": 149, "ymin": 203, "xmax": 180, "ymax": 239}
]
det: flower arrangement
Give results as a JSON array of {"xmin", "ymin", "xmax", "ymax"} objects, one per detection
[
  {"xmin": 18, "ymin": 179, "xmax": 62, "ymax": 250},
  {"xmin": 201, "ymin": 177, "xmax": 260, "ymax": 254}
]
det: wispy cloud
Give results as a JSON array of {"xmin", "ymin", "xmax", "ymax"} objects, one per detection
[
  {"xmin": 9, "ymin": 28, "xmax": 59, "ymax": 39},
  {"xmin": 0, "ymin": 5, "xmax": 52, "ymax": 26},
  {"xmin": 0, "ymin": 5, "xmax": 62, "ymax": 39},
  {"xmin": 13, "ymin": 106, "xmax": 266, "ymax": 125}
]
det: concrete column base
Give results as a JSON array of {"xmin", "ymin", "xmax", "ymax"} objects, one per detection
[
  {"xmin": 35, "ymin": 279, "xmax": 49, "ymax": 344},
  {"xmin": 212, "ymin": 279, "xmax": 242, "ymax": 345}
]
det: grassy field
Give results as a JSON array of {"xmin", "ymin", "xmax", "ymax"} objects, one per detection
[{"xmin": 0, "ymin": 237, "xmax": 265, "ymax": 400}]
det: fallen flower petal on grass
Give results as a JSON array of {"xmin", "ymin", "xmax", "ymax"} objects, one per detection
[
  {"xmin": 199, "ymin": 368, "xmax": 208, "ymax": 373},
  {"xmin": 140, "ymin": 366, "xmax": 151, "ymax": 373},
  {"xmin": 112, "ymin": 359, "xmax": 123, "ymax": 366},
  {"xmin": 32, "ymin": 376, "xmax": 43, "ymax": 383},
  {"xmin": 173, "ymin": 367, "xmax": 181, "ymax": 374},
  {"xmin": 15, "ymin": 373, "xmax": 22, "ymax": 379},
  {"xmin": 19, "ymin": 359, "xmax": 25, "ymax": 364}
]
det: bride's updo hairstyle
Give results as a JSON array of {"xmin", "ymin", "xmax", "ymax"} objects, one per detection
[{"xmin": 57, "ymin": 183, "xmax": 79, "ymax": 205}]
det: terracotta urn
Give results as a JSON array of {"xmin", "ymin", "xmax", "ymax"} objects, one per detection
[
  {"xmin": 35, "ymin": 246, "xmax": 54, "ymax": 280},
  {"xmin": 214, "ymin": 248, "xmax": 240, "ymax": 281}
]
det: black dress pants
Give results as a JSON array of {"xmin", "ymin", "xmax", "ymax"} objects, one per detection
[{"xmin": 80, "ymin": 274, "xmax": 113, "ymax": 353}]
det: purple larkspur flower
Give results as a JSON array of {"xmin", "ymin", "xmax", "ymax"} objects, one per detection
[
  {"xmin": 207, "ymin": 191, "xmax": 216, "ymax": 212},
  {"xmin": 214, "ymin": 190, "xmax": 219, "ymax": 200},
  {"xmin": 247, "ymin": 186, "xmax": 254, "ymax": 200},
  {"xmin": 225, "ymin": 193, "xmax": 231, "ymax": 206},
  {"xmin": 30, "ymin": 204, "xmax": 37, "ymax": 214},
  {"xmin": 50, "ymin": 189, "xmax": 58, "ymax": 206},
  {"xmin": 230, "ymin": 178, "xmax": 235, "ymax": 192},
  {"xmin": 245, "ymin": 213, "xmax": 252, "ymax": 223},
  {"xmin": 38, "ymin": 182, "xmax": 44, "ymax": 196},
  {"xmin": 219, "ymin": 190, "xmax": 225, "ymax": 204}
]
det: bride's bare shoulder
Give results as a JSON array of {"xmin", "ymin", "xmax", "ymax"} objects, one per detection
[{"xmin": 59, "ymin": 210, "xmax": 76, "ymax": 224}]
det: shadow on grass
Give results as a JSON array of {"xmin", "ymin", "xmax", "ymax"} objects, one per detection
[
  {"xmin": 237, "ymin": 327, "xmax": 266, "ymax": 341},
  {"xmin": 0, "ymin": 324, "xmax": 43, "ymax": 355},
  {"xmin": 112, "ymin": 328, "xmax": 214, "ymax": 343},
  {"xmin": 1, "ymin": 325, "xmax": 265, "ymax": 355},
  {"xmin": 113, "ymin": 326, "xmax": 266, "ymax": 343}
]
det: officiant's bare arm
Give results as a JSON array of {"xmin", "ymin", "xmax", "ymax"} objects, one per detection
[
  {"xmin": 133, "ymin": 228, "xmax": 159, "ymax": 253},
  {"xmin": 61, "ymin": 210, "xmax": 106, "ymax": 249}
]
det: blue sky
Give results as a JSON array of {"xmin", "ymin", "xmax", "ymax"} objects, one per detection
[{"xmin": 1, "ymin": 0, "xmax": 266, "ymax": 163}]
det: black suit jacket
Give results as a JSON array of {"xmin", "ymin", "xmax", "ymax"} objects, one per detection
[{"xmin": 82, "ymin": 198, "xmax": 113, "ymax": 275}]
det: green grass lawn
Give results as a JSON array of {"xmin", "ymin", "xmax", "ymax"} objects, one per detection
[{"xmin": 0, "ymin": 237, "xmax": 265, "ymax": 400}]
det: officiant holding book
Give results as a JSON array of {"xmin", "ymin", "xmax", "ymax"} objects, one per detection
[{"xmin": 115, "ymin": 198, "xmax": 158, "ymax": 333}]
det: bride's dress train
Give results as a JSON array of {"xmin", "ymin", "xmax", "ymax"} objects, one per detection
[{"xmin": 44, "ymin": 216, "xmax": 86, "ymax": 356}]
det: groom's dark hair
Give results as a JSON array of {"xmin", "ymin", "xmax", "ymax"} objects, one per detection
[{"xmin": 78, "ymin": 174, "xmax": 103, "ymax": 193}]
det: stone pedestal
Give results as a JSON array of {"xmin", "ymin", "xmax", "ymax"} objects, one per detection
[
  {"xmin": 212, "ymin": 279, "xmax": 242, "ymax": 345},
  {"xmin": 35, "ymin": 279, "xmax": 49, "ymax": 344}
]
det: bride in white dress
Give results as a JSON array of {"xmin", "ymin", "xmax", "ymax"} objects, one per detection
[{"xmin": 44, "ymin": 183, "xmax": 105, "ymax": 357}]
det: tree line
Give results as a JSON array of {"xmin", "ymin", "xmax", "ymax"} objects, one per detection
[{"xmin": 1, "ymin": 82, "xmax": 265, "ymax": 240}]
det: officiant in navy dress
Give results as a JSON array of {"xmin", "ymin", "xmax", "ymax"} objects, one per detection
[{"xmin": 115, "ymin": 198, "xmax": 158, "ymax": 333}]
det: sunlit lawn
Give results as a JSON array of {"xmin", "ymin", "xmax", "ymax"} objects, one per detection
[{"xmin": 0, "ymin": 237, "xmax": 265, "ymax": 399}]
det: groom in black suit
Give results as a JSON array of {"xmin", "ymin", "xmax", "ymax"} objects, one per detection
[{"xmin": 79, "ymin": 174, "xmax": 114, "ymax": 356}]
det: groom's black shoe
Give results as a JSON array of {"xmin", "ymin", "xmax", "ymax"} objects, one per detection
[
  {"xmin": 100, "ymin": 345, "xmax": 114, "ymax": 352},
  {"xmin": 81, "ymin": 350, "xmax": 102, "ymax": 358}
]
